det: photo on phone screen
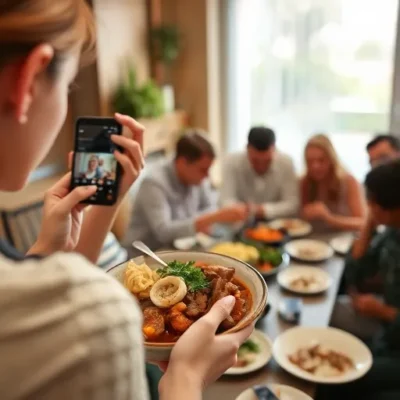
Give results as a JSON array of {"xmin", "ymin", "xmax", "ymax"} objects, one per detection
[{"xmin": 70, "ymin": 117, "xmax": 122, "ymax": 205}]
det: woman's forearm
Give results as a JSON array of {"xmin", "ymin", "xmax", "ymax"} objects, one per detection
[
  {"xmin": 74, "ymin": 204, "xmax": 120, "ymax": 263},
  {"xmin": 324, "ymin": 213, "xmax": 364, "ymax": 232},
  {"xmin": 159, "ymin": 370, "xmax": 202, "ymax": 400}
]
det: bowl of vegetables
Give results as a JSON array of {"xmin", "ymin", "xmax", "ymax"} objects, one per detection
[
  {"xmin": 210, "ymin": 242, "xmax": 289, "ymax": 277},
  {"xmin": 256, "ymin": 247, "xmax": 290, "ymax": 277},
  {"xmin": 241, "ymin": 224, "xmax": 289, "ymax": 247}
]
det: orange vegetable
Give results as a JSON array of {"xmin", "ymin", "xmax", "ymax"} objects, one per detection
[
  {"xmin": 245, "ymin": 227, "xmax": 283, "ymax": 242},
  {"xmin": 257, "ymin": 262, "xmax": 274, "ymax": 272}
]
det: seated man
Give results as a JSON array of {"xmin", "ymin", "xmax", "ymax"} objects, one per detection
[
  {"xmin": 220, "ymin": 126, "xmax": 299, "ymax": 219},
  {"xmin": 367, "ymin": 134, "xmax": 400, "ymax": 168},
  {"xmin": 124, "ymin": 130, "xmax": 248, "ymax": 252},
  {"xmin": 328, "ymin": 160, "xmax": 400, "ymax": 399}
]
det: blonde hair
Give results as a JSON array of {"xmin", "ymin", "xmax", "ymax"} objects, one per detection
[
  {"xmin": 0, "ymin": 0, "xmax": 95, "ymax": 70},
  {"xmin": 302, "ymin": 134, "xmax": 346, "ymax": 204}
]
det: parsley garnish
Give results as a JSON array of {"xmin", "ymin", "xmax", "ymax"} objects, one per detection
[{"xmin": 157, "ymin": 260, "xmax": 209, "ymax": 292}]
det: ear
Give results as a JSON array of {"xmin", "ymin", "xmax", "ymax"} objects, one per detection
[{"xmin": 10, "ymin": 44, "xmax": 54, "ymax": 124}]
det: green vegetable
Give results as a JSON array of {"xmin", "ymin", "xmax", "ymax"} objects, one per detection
[
  {"xmin": 157, "ymin": 260, "xmax": 209, "ymax": 292},
  {"xmin": 258, "ymin": 247, "xmax": 283, "ymax": 266},
  {"xmin": 238, "ymin": 339, "xmax": 260, "ymax": 356}
]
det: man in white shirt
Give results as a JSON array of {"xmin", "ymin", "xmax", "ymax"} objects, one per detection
[{"xmin": 221, "ymin": 126, "xmax": 299, "ymax": 219}]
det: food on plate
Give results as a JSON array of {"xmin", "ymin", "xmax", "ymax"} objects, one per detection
[
  {"xmin": 278, "ymin": 219, "xmax": 306, "ymax": 231},
  {"xmin": 245, "ymin": 226, "xmax": 284, "ymax": 242},
  {"xmin": 210, "ymin": 242, "xmax": 259, "ymax": 263},
  {"xmin": 288, "ymin": 343, "xmax": 354, "ymax": 377},
  {"xmin": 257, "ymin": 247, "xmax": 284, "ymax": 273},
  {"xmin": 289, "ymin": 275, "xmax": 323, "ymax": 292},
  {"xmin": 124, "ymin": 260, "xmax": 252, "ymax": 342},
  {"xmin": 234, "ymin": 338, "xmax": 260, "ymax": 368},
  {"xmin": 296, "ymin": 247, "xmax": 321, "ymax": 259}
]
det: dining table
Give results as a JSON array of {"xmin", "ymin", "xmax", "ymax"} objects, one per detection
[{"xmin": 204, "ymin": 232, "xmax": 347, "ymax": 400}]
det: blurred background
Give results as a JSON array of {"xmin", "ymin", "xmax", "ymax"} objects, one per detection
[{"xmin": 1, "ymin": 0, "xmax": 399, "ymax": 251}]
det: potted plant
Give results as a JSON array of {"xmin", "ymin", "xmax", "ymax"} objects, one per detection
[
  {"xmin": 112, "ymin": 65, "xmax": 164, "ymax": 119},
  {"xmin": 151, "ymin": 24, "xmax": 180, "ymax": 113}
]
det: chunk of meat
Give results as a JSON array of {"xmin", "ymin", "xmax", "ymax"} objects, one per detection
[
  {"xmin": 184, "ymin": 291, "xmax": 209, "ymax": 318},
  {"xmin": 221, "ymin": 295, "xmax": 246, "ymax": 330},
  {"xmin": 168, "ymin": 302, "xmax": 194, "ymax": 333},
  {"xmin": 201, "ymin": 265, "xmax": 235, "ymax": 282},
  {"xmin": 143, "ymin": 307, "xmax": 165, "ymax": 340},
  {"xmin": 209, "ymin": 278, "xmax": 240, "ymax": 308}
]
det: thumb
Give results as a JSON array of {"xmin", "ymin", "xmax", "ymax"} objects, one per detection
[
  {"xmin": 56, "ymin": 185, "xmax": 97, "ymax": 216},
  {"xmin": 202, "ymin": 296, "xmax": 236, "ymax": 331}
]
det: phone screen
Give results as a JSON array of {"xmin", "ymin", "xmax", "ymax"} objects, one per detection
[{"xmin": 70, "ymin": 117, "xmax": 122, "ymax": 205}]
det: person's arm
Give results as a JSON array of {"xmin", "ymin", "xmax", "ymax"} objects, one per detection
[
  {"xmin": 344, "ymin": 227, "xmax": 385, "ymax": 287},
  {"xmin": 323, "ymin": 175, "xmax": 366, "ymax": 231},
  {"xmin": 197, "ymin": 180, "xmax": 217, "ymax": 214},
  {"xmin": 261, "ymin": 158, "xmax": 299, "ymax": 219},
  {"xmin": 220, "ymin": 157, "xmax": 239, "ymax": 206}
]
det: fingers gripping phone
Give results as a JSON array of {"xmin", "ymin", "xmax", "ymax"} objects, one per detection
[{"xmin": 70, "ymin": 117, "xmax": 122, "ymax": 205}]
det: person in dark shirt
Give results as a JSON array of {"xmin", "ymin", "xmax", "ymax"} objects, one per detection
[{"xmin": 325, "ymin": 160, "xmax": 400, "ymax": 400}]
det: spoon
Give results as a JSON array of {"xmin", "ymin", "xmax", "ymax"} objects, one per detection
[{"xmin": 132, "ymin": 240, "xmax": 168, "ymax": 267}]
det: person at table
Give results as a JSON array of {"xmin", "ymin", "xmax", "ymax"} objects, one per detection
[
  {"xmin": 125, "ymin": 130, "xmax": 249, "ymax": 252},
  {"xmin": 326, "ymin": 160, "xmax": 400, "ymax": 399},
  {"xmin": 220, "ymin": 126, "xmax": 299, "ymax": 219},
  {"xmin": 367, "ymin": 134, "xmax": 400, "ymax": 168},
  {"xmin": 300, "ymin": 134, "xmax": 366, "ymax": 232},
  {"xmin": 0, "ymin": 2, "xmax": 252, "ymax": 399}
]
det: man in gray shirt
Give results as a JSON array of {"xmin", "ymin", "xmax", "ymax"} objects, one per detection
[
  {"xmin": 125, "ymin": 130, "xmax": 248, "ymax": 252},
  {"xmin": 221, "ymin": 127, "xmax": 299, "ymax": 220}
]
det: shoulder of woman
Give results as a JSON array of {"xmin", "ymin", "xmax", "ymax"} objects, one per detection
[
  {"xmin": 0, "ymin": 253, "xmax": 138, "ymax": 308},
  {"xmin": 343, "ymin": 173, "xmax": 360, "ymax": 188}
]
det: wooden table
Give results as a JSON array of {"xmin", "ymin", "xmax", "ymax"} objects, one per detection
[{"xmin": 204, "ymin": 234, "xmax": 346, "ymax": 400}]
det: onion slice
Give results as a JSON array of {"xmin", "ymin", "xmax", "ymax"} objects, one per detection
[{"xmin": 150, "ymin": 276, "xmax": 188, "ymax": 308}]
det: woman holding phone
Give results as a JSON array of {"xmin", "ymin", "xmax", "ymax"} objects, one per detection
[{"xmin": 0, "ymin": 2, "xmax": 252, "ymax": 400}]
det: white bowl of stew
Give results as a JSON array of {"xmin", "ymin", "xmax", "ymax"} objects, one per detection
[{"xmin": 107, "ymin": 250, "xmax": 268, "ymax": 361}]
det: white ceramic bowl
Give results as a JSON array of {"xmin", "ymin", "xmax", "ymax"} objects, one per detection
[
  {"xmin": 107, "ymin": 250, "xmax": 268, "ymax": 361},
  {"xmin": 284, "ymin": 239, "xmax": 334, "ymax": 263},
  {"xmin": 225, "ymin": 329, "xmax": 272, "ymax": 375},
  {"xmin": 277, "ymin": 265, "xmax": 332, "ymax": 295},
  {"xmin": 236, "ymin": 384, "xmax": 312, "ymax": 400},
  {"xmin": 273, "ymin": 327, "xmax": 373, "ymax": 384}
]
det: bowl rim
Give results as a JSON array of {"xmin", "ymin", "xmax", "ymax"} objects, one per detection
[{"xmin": 107, "ymin": 249, "xmax": 268, "ymax": 348}]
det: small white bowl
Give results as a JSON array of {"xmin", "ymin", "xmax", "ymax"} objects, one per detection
[
  {"xmin": 273, "ymin": 327, "xmax": 372, "ymax": 384},
  {"xmin": 107, "ymin": 250, "xmax": 268, "ymax": 361},
  {"xmin": 236, "ymin": 384, "xmax": 312, "ymax": 400},
  {"xmin": 277, "ymin": 265, "xmax": 332, "ymax": 295}
]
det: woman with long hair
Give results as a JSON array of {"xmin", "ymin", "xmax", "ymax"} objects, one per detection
[
  {"xmin": 0, "ymin": 1, "xmax": 252, "ymax": 399},
  {"xmin": 300, "ymin": 134, "xmax": 366, "ymax": 231}
]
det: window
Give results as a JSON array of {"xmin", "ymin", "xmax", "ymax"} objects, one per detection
[{"xmin": 226, "ymin": 0, "xmax": 398, "ymax": 180}]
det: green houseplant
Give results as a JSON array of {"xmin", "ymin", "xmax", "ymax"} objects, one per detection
[
  {"xmin": 151, "ymin": 24, "xmax": 181, "ymax": 112},
  {"xmin": 112, "ymin": 65, "xmax": 164, "ymax": 119}
]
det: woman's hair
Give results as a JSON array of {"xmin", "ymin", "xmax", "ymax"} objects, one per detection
[
  {"xmin": 88, "ymin": 154, "xmax": 99, "ymax": 166},
  {"xmin": 302, "ymin": 133, "xmax": 346, "ymax": 204},
  {"xmin": 0, "ymin": 0, "xmax": 95, "ymax": 74}
]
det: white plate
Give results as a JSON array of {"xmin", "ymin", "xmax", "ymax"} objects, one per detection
[
  {"xmin": 330, "ymin": 235, "xmax": 354, "ymax": 256},
  {"xmin": 173, "ymin": 233, "xmax": 216, "ymax": 250},
  {"xmin": 268, "ymin": 219, "xmax": 312, "ymax": 238},
  {"xmin": 273, "ymin": 327, "xmax": 372, "ymax": 384},
  {"xmin": 236, "ymin": 384, "xmax": 313, "ymax": 400},
  {"xmin": 225, "ymin": 329, "xmax": 272, "ymax": 375},
  {"xmin": 284, "ymin": 240, "xmax": 334, "ymax": 263},
  {"xmin": 277, "ymin": 266, "xmax": 332, "ymax": 294}
]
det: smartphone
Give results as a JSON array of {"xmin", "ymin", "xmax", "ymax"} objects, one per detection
[
  {"xmin": 278, "ymin": 298, "xmax": 302, "ymax": 324},
  {"xmin": 70, "ymin": 117, "xmax": 122, "ymax": 205}
]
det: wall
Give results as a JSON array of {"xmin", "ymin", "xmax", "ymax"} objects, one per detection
[{"xmin": 93, "ymin": 0, "xmax": 150, "ymax": 116}]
